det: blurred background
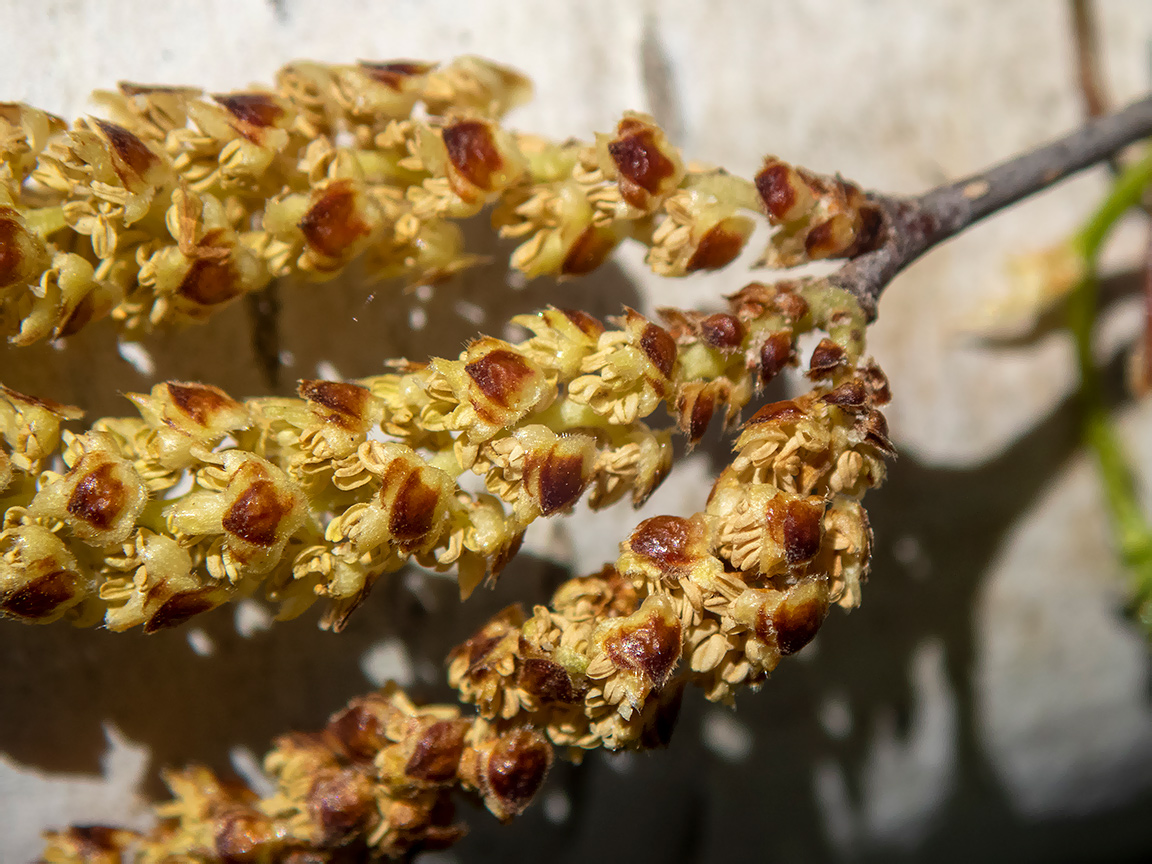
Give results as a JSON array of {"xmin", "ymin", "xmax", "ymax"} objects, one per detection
[{"xmin": 2, "ymin": 1, "xmax": 1152, "ymax": 861}]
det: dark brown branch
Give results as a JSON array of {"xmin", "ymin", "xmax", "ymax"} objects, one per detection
[{"xmin": 834, "ymin": 93, "xmax": 1152, "ymax": 320}]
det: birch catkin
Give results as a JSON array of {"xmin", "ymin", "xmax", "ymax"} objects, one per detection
[
  {"xmin": 1, "ymin": 57, "xmax": 879, "ymax": 345},
  {"xmin": 1, "ymin": 278, "xmax": 866, "ymax": 632}
]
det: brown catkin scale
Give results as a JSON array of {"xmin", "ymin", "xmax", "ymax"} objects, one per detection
[
  {"xmin": 0, "ymin": 524, "xmax": 88, "ymax": 624},
  {"xmin": 447, "ymin": 604, "xmax": 526, "ymax": 720},
  {"xmin": 29, "ymin": 434, "xmax": 149, "ymax": 548},
  {"xmin": 458, "ymin": 726, "xmax": 554, "ymax": 822},
  {"xmin": 753, "ymin": 155, "xmax": 883, "ymax": 267}
]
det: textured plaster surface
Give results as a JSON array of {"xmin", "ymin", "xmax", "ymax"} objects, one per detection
[{"xmin": 3, "ymin": 1, "xmax": 1152, "ymax": 861}]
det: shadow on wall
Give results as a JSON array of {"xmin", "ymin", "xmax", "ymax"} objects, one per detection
[{"xmin": 3, "ymin": 230, "xmax": 1152, "ymax": 863}]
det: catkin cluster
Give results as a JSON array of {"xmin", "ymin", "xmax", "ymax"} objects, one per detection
[
  {"xmin": 7, "ymin": 55, "xmax": 896, "ymax": 863},
  {"xmin": 2, "ymin": 279, "xmax": 865, "ymax": 633},
  {"xmin": 36, "ymin": 292, "xmax": 890, "ymax": 861},
  {"xmin": 1, "ymin": 56, "xmax": 879, "ymax": 344}
]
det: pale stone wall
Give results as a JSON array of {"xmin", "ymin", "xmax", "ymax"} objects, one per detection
[{"xmin": 3, "ymin": 1, "xmax": 1152, "ymax": 861}]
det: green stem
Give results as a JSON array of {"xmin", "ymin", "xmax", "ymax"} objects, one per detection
[
  {"xmin": 1067, "ymin": 149, "xmax": 1152, "ymax": 628},
  {"xmin": 1074, "ymin": 151, "xmax": 1152, "ymax": 260}
]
